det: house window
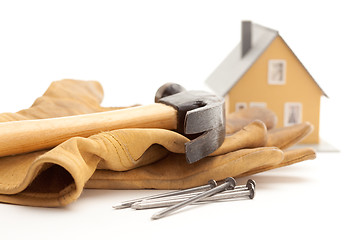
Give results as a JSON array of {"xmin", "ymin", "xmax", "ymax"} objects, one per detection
[
  {"xmin": 235, "ymin": 102, "xmax": 247, "ymax": 111},
  {"xmin": 250, "ymin": 102, "xmax": 267, "ymax": 108},
  {"xmin": 284, "ymin": 102, "xmax": 302, "ymax": 126},
  {"xmin": 268, "ymin": 60, "xmax": 286, "ymax": 85}
]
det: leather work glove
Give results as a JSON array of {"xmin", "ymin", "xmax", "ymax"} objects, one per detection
[
  {"xmin": 0, "ymin": 79, "xmax": 121, "ymax": 123},
  {"xmin": 0, "ymin": 80, "xmax": 316, "ymax": 207}
]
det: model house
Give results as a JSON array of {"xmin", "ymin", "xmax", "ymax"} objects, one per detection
[{"xmin": 205, "ymin": 21, "xmax": 327, "ymax": 144}]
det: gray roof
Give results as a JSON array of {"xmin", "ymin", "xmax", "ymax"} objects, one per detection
[{"xmin": 205, "ymin": 23, "xmax": 327, "ymax": 97}]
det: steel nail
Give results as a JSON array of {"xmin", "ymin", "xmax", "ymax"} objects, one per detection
[
  {"xmin": 151, "ymin": 177, "xmax": 236, "ymax": 220},
  {"xmin": 143, "ymin": 179, "xmax": 255, "ymax": 204},
  {"xmin": 112, "ymin": 179, "xmax": 217, "ymax": 209},
  {"xmin": 132, "ymin": 182, "xmax": 255, "ymax": 210},
  {"xmin": 131, "ymin": 183, "xmax": 255, "ymax": 208}
]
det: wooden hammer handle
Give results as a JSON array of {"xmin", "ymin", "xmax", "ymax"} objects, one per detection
[{"xmin": 0, "ymin": 103, "xmax": 177, "ymax": 157}]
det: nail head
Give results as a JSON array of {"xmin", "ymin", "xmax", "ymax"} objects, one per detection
[
  {"xmin": 246, "ymin": 179, "xmax": 256, "ymax": 190},
  {"xmin": 225, "ymin": 177, "xmax": 236, "ymax": 190},
  {"xmin": 248, "ymin": 183, "xmax": 255, "ymax": 199},
  {"xmin": 208, "ymin": 179, "xmax": 217, "ymax": 188}
]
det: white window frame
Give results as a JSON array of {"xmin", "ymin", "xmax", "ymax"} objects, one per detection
[
  {"xmin": 284, "ymin": 102, "xmax": 302, "ymax": 127},
  {"xmin": 249, "ymin": 102, "xmax": 267, "ymax": 108},
  {"xmin": 268, "ymin": 59, "xmax": 286, "ymax": 85}
]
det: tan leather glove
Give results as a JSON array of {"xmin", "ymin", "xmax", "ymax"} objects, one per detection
[
  {"xmin": 86, "ymin": 121, "xmax": 315, "ymax": 190},
  {"xmin": 0, "ymin": 80, "xmax": 316, "ymax": 207},
  {"xmin": 226, "ymin": 106, "xmax": 278, "ymax": 134},
  {"xmin": 0, "ymin": 79, "xmax": 121, "ymax": 123}
]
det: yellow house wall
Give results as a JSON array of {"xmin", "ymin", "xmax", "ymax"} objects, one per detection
[{"xmin": 227, "ymin": 36, "xmax": 322, "ymax": 143}]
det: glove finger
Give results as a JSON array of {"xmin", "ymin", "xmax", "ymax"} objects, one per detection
[
  {"xmin": 93, "ymin": 129, "xmax": 187, "ymax": 170},
  {"xmin": 235, "ymin": 148, "xmax": 316, "ymax": 177},
  {"xmin": 210, "ymin": 120, "xmax": 267, "ymax": 156},
  {"xmin": 0, "ymin": 128, "xmax": 188, "ymax": 206},
  {"xmin": 0, "ymin": 147, "xmax": 86, "ymax": 207},
  {"xmin": 0, "ymin": 79, "xmax": 125, "ymax": 122},
  {"xmin": 280, "ymin": 148, "xmax": 316, "ymax": 167},
  {"xmin": 226, "ymin": 107, "xmax": 277, "ymax": 134},
  {"xmin": 86, "ymin": 147, "xmax": 283, "ymax": 190},
  {"xmin": 266, "ymin": 122, "xmax": 313, "ymax": 149}
]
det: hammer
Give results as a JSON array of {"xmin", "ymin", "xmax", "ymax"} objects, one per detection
[{"xmin": 0, "ymin": 83, "xmax": 225, "ymax": 163}]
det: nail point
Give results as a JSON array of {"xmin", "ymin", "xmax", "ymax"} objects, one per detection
[
  {"xmin": 112, "ymin": 205, "xmax": 124, "ymax": 210},
  {"xmin": 151, "ymin": 213, "xmax": 162, "ymax": 220}
]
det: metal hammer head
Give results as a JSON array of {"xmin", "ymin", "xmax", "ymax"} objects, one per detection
[{"xmin": 155, "ymin": 83, "xmax": 225, "ymax": 164}]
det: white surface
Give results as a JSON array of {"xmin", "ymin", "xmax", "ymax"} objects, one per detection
[
  {"xmin": 1, "ymin": 1, "xmax": 359, "ymax": 239},
  {"xmin": 1, "ymin": 152, "xmax": 358, "ymax": 239}
]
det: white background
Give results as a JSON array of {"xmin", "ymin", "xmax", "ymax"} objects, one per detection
[{"xmin": 0, "ymin": 1, "xmax": 359, "ymax": 239}]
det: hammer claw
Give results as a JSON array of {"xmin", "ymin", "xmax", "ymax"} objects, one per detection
[
  {"xmin": 157, "ymin": 85, "xmax": 226, "ymax": 163},
  {"xmin": 185, "ymin": 126, "xmax": 225, "ymax": 164}
]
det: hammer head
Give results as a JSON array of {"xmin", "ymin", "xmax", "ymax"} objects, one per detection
[{"xmin": 156, "ymin": 84, "xmax": 225, "ymax": 164}]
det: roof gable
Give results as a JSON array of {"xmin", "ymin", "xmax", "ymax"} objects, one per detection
[
  {"xmin": 205, "ymin": 22, "xmax": 327, "ymax": 97},
  {"xmin": 278, "ymin": 35, "xmax": 328, "ymax": 98},
  {"xmin": 206, "ymin": 23, "xmax": 278, "ymax": 97}
]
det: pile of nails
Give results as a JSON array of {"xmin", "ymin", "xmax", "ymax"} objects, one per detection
[{"xmin": 112, "ymin": 177, "xmax": 256, "ymax": 220}]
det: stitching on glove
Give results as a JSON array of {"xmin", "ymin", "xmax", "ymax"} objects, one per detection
[
  {"xmin": 0, "ymin": 157, "xmax": 45, "ymax": 190},
  {"xmin": 16, "ymin": 183, "xmax": 78, "ymax": 207},
  {"xmin": 111, "ymin": 131, "xmax": 137, "ymax": 164},
  {"xmin": 278, "ymin": 152, "xmax": 316, "ymax": 168},
  {"xmin": 101, "ymin": 132, "xmax": 131, "ymax": 167},
  {"xmin": 88, "ymin": 147, "xmax": 281, "ymax": 184},
  {"xmin": 239, "ymin": 151, "xmax": 315, "ymax": 177}
]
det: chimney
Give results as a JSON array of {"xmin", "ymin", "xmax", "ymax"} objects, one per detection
[{"xmin": 241, "ymin": 21, "xmax": 252, "ymax": 58}]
